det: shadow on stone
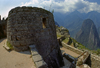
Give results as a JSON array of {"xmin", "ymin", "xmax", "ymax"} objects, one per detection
[{"xmin": 85, "ymin": 54, "xmax": 91, "ymax": 67}]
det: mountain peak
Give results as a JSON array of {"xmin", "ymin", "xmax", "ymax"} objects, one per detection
[
  {"xmin": 82, "ymin": 19, "xmax": 94, "ymax": 29},
  {"xmin": 71, "ymin": 10, "xmax": 80, "ymax": 15},
  {"xmin": 75, "ymin": 19, "xmax": 100, "ymax": 50}
]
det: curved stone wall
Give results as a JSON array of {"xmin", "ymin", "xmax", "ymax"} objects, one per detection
[
  {"xmin": 7, "ymin": 6, "xmax": 64, "ymax": 68},
  {"xmin": 7, "ymin": 6, "xmax": 54, "ymax": 51}
]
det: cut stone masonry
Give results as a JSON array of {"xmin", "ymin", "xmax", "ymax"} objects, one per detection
[{"xmin": 7, "ymin": 6, "xmax": 64, "ymax": 68}]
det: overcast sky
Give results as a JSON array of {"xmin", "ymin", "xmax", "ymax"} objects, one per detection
[{"xmin": 0, "ymin": 0, "xmax": 100, "ymax": 19}]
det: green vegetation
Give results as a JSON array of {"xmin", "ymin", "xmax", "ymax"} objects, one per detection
[
  {"xmin": 77, "ymin": 61, "xmax": 83, "ymax": 66},
  {"xmin": 7, "ymin": 41, "xmax": 13, "ymax": 50},
  {"xmin": 63, "ymin": 38, "xmax": 69, "ymax": 43},
  {"xmin": 71, "ymin": 38, "xmax": 88, "ymax": 49},
  {"xmin": 92, "ymin": 49, "xmax": 100, "ymax": 55},
  {"xmin": 72, "ymin": 37, "xmax": 100, "ymax": 55},
  {"xmin": 56, "ymin": 26, "xmax": 100, "ymax": 56},
  {"xmin": 57, "ymin": 34, "xmax": 62, "ymax": 38},
  {"xmin": 78, "ymin": 45, "xmax": 88, "ymax": 50}
]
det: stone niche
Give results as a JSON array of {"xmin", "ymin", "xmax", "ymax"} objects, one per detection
[{"xmin": 7, "ymin": 6, "xmax": 64, "ymax": 68}]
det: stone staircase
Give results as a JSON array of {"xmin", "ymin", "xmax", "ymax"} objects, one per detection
[{"xmin": 29, "ymin": 45, "xmax": 48, "ymax": 68}]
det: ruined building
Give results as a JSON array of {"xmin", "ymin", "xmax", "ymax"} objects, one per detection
[{"xmin": 7, "ymin": 7, "xmax": 64, "ymax": 68}]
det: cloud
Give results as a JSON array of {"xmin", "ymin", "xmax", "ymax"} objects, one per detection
[
  {"xmin": 21, "ymin": 0, "xmax": 78, "ymax": 13},
  {"xmin": 21, "ymin": 0, "xmax": 100, "ymax": 13},
  {"xmin": 77, "ymin": 0, "xmax": 100, "ymax": 13},
  {"xmin": 21, "ymin": 0, "xmax": 39, "ymax": 6},
  {"xmin": 1, "ymin": 0, "xmax": 100, "ymax": 18}
]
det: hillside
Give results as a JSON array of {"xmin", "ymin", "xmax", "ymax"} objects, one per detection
[
  {"xmin": 75, "ymin": 19, "xmax": 100, "ymax": 50},
  {"xmin": 56, "ymin": 26, "xmax": 87, "ymax": 50},
  {"xmin": 56, "ymin": 25, "xmax": 100, "ymax": 55}
]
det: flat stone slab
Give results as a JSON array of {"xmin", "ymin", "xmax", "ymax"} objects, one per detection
[
  {"xmin": 29, "ymin": 45, "xmax": 36, "ymax": 49},
  {"xmin": 29, "ymin": 44, "xmax": 48, "ymax": 68},
  {"xmin": 29, "ymin": 45, "xmax": 39, "ymax": 55},
  {"xmin": 3, "ymin": 41, "xmax": 11, "ymax": 51},
  {"xmin": 32, "ymin": 54, "xmax": 43, "ymax": 62},
  {"xmin": 35, "ymin": 60, "xmax": 48, "ymax": 68},
  {"xmin": 31, "ymin": 49, "xmax": 39, "ymax": 56}
]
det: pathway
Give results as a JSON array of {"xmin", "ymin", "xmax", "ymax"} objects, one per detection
[{"xmin": 0, "ymin": 38, "xmax": 36, "ymax": 68}]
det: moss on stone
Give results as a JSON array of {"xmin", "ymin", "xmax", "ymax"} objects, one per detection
[{"xmin": 7, "ymin": 41, "xmax": 13, "ymax": 50}]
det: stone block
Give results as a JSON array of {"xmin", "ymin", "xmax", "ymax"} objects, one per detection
[
  {"xmin": 3, "ymin": 41, "xmax": 11, "ymax": 51},
  {"xmin": 31, "ymin": 50, "xmax": 39, "ymax": 56},
  {"xmin": 29, "ymin": 45, "xmax": 36, "ymax": 49},
  {"xmin": 11, "ymin": 41, "xmax": 20, "ymax": 46},
  {"xmin": 29, "ymin": 45, "xmax": 39, "ymax": 56},
  {"xmin": 14, "ymin": 46, "xmax": 28, "ymax": 52},
  {"xmin": 32, "ymin": 54, "xmax": 43, "ymax": 62},
  {"xmin": 20, "ymin": 41, "xmax": 27, "ymax": 46},
  {"xmin": 35, "ymin": 60, "xmax": 48, "ymax": 68}
]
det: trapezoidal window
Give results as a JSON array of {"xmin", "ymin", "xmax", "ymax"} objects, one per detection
[{"xmin": 42, "ymin": 18, "xmax": 46, "ymax": 29}]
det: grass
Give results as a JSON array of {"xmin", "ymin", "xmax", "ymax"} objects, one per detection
[
  {"xmin": 7, "ymin": 41, "xmax": 13, "ymax": 50},
  {"xmin": 57, "ymin": 34, "xmax": 62, "ymax": 38},
  {"xmin": 77, "ymin": 60, "xmax": 83, "ymax": 66},
  {"xmin": 56, "ymin": 26, "xmax": 100, "ymax": 56},
  {"xmin": 63, "ymin": 38, "xmax": 69, "ymax": 43},
  {"xmin": 70, "ymin": 42, "xmax": 74, "ymax": 47},
  {"xmin": 92, "ymin": 49, "xmax": 100, "ymax": 55}
]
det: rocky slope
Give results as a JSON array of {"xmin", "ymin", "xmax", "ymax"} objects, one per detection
[{"xmin": 75, "ymin": 19, "xmax": 100, "ymax": 50}]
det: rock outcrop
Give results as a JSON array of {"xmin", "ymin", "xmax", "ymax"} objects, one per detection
[{"xmin": 75, "ymin": 19, "xmax": 100, "ymax": 50}]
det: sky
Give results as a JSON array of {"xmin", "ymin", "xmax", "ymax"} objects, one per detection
[{"xmin": 0, "ymin": 0, "xmax": 100, "ymax": 19}]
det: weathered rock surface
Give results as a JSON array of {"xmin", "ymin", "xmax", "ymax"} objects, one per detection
[{"xmin": 75, "ymin": 19, "xmax": 100, "ymax": 50}]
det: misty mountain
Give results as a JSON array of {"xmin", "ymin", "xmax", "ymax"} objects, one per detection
[
  {"xmin": 75, "ymin": 19, "xmax": 100, "ymax": 50},
  {"xmin": 63, "ymin": 11, "xmax": 84, "ymax": 37},
  {"xmin": 55, "ymin": 21, "xmax": 59, "ymax": 26},
  {"xmin": 86, "ymin": 11, "xmax": 100, "ymax": 28},
  {"xmin": 54, "ymin": 12, "xmax": 65, "ymax": 26},
  {"xmin": 54, "ymin": 11, "xmax": 100, "ymax": 38}
]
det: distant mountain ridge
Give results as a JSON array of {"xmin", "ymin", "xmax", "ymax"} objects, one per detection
[
  {"xmin": 75, "ymin": 19, "xmax": 100, "ymax": 50},
  {"xmin": 54, "ymin": 11, "xmax": 100, "ymax": 38}
]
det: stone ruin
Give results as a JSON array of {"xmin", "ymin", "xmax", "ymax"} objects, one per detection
[{"xmin": 7, "ymin": 6, "xmax": 64, "ymax": 68}]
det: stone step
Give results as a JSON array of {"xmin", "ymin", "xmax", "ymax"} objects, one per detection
[{"xmin": 29, "ymin": 45, "xmax": 48, "ymax": 68}]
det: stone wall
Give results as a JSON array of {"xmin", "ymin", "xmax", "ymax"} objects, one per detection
[
  {"xmin": 7, "ymin": 7, "xmax": 54, "ymax": 51},
  {"xmin": 61, "ymin": 42, "xmax": 100, "ymax": 68},
  {"xmin": 91, "ymin": 54, "xmax": 100, "ymax": 68},
  {"xmin": 62, "ymin": 42, "xmax": 83, "ymax": 55},
  {"xmin": 7, "ymin": 6, "xmax": 64, "ymax": 68}
]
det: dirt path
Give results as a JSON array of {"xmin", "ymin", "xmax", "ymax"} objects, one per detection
[
  {"xmin": 0, "ymin": 38, "xmax": 36, "ymax": 68},
  {"xmin": 0, "ymin": 38, "xmax": 80, "ymax": 68},
  {"xmin": 60, "ymin": 47, "xmax": 80, "ymax": 68},
  {"xmin": 60, "ymin": 47, "xmax": 79, "ymax": 58}
]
